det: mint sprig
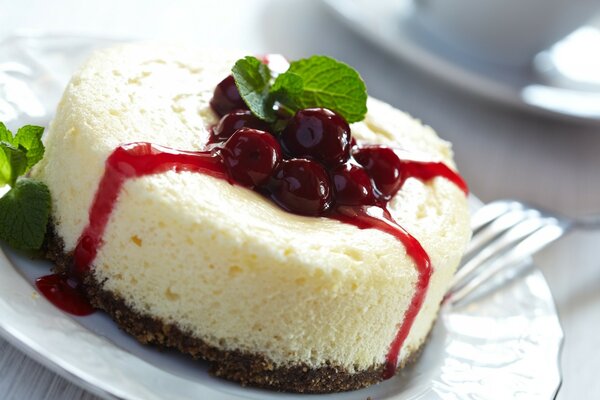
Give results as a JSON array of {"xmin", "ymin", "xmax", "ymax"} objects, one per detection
[
  {"xmin": 232, "ymin": 56, "xmax": 276, "ymax": 122},
  {"xmin": 0, "ymin": 142, "xmax": 28, "ymax": 187},
  {"xmin": 15, "ymin": 125, "xmax": 45, "ymax": 169},
  {"xmin": 0, "ymin": 122, "xmax": 50, "ymax": 250},
  {"xmin": 0, "ymin": 179, "xmax": 50, "ymax": 250},
  {"xmin": 231, "ymin": 55, "xmax": 368, "ymax": 124}
]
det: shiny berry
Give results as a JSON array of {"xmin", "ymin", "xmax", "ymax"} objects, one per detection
[
  {"xmin": 280, "ymin": 108, "xmax": 351, "ymax": 167},
  {"xmin": 210, "ymin": 75, "xmax": 248, "ymax": 116},
  {"xmin": 269, "ymin": 159, "xmax": 332, "ymax": 216},
  {"xmin": 331, "ymin": 163, "xmax": 375, "ymax": 206},
  {"xmin": 221, "ymin": 128, "xmax": 282, "ymax": 187},
  {"xmin": 353, "ymin": 146, "xmax": 403, "ymax": 200},
  {"xmin": 210, "ymin": 110, "xmax": 271, "ymax": 144}
]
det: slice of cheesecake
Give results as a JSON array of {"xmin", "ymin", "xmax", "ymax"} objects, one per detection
[{"xmin": 34, "ymin": 43, "xmax": 470, "ymax": 393}]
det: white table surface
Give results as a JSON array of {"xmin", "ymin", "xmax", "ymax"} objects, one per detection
[{"xmin": 1, "ymin": 0, "xmax": 599, "ymax": 399}]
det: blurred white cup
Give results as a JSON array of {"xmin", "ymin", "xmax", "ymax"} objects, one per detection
[{"xmin": 414, "ymin": 0, "xmax": 600, "ymax": 66}]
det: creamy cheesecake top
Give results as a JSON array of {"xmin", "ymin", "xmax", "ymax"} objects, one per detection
[{"xmin": 33, "ymin": 43, "xmax": 471, "ymax": 372}]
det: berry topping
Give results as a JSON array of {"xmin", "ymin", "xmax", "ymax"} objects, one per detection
[
  {"xmin": 210, "ymin": 75, "xmax": 248, "ymax": 116},
  {"xmin": 280, "ymin": 108, "xmax": 351, "ymax": 167},
  {"xmin": 221, "ymin": 128, "xmax": 282, "ymax": 187},
  {"xmin": 330, "ymin": 163, "xmax": 375, "ymax": 206},
  {"xmin": 269, "ymin": 158, "xmax": 332, "ymax": 216},
  {"xmin": 211, "ymin": 110, "xmax": 271, "ymax": 144},
  {"xmin": 353, "ymin": 146, "xmax": 403, "ymax": 200}
]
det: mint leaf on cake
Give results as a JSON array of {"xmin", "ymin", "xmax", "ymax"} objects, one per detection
[
  {"xmin": 231, "ymin": 56, "xmax": 277, "ymax": 122},
  {"xmin": 232, "ymin": 55, "xmax": 368, "ymax": 124},
  {"xmin": 270, "ymin": 70, "xmax": 303, "ymax": 110},
  {"xmin": 279, "ymin": 55, "xmax": 368, "ymax": 123},
  {"xmin": 0, "ymin": 123, "xmax": 50, "ymax": 250}
]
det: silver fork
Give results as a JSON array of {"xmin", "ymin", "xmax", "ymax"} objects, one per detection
[{"xmin": 446, "ymin": 199, "xmax": 600, "ymax": 305}]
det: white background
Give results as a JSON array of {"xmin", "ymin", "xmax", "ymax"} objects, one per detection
[{"xmin": 0, "ymin": 0, "xmax": 599, "ymax": 399}]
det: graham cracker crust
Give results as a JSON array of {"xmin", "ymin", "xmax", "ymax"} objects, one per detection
[{"xmin": 43, "ymin": 226, "xmax": 426, "ymax": 393}]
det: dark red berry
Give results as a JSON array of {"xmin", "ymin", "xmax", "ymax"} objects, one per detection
[
  {"xmin": 210, "ymin": 110, "xmax": 270, "ymax": 144},
  {"xmin": 221, "ymin": 128, "xmax": 282, "ymax": 187},
  {"xmin": 353, "ymin": 146, "xmax": 403, "ymax": 200},
  {"xmin": 330, "ymin": 163, "xmax": 375, "ymax": 206},
  {"xmin": 210, "ymin": 75, "xmax": 248, "ymax": 116},
  {"xmin": 280, "ymin": 108, "xmax": 351, "ymax": 167},
  {"xmin": 269, "ymin": 159, "xmax": 332, "ymax": 216}
]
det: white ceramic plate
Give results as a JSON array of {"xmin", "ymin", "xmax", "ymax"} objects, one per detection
[
  {"xmin": 0, "ymin": 35, "xmax": 563, "ymax": 400},
  {"xmin": 322, "ymin": 0, "xmax": 600, "ymax": 124}
]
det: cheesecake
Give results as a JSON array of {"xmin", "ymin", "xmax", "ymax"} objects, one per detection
[{"xmin": 33, "ymin": 43, "xmax": 470, "ymax": 392}]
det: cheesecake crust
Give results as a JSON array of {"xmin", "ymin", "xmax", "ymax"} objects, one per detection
[{"xmin": 43, "ymin": 226, "xmax": 425, "ymax": 393}]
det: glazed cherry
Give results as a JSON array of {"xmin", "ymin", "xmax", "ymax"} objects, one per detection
[
  {"xmin": 353, "ymin": 146, "xmax": 403, "ymax": 200},
  {"xmin": 221, "ymin": 128, "xmax": 282, "ymax": 187},
  {"xmin": 280, "ymin": 108, "xmax": 351, "ymax": 167},
  {"xmin": 210, "ymin": 110, "xmax": 271, "ymax": 144},
  {"xmin": 330, "ymin": 163, "xmax": 375, "ymax": 206},
  {"xmin": 269, "ymin": 159, "xmax": 332, "ymax": 216},
  {"xmin": 210, "ymin": 75, "xmax": 248, "ymax": 116}
]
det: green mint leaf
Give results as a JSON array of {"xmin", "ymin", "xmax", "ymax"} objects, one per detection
[
  {"xmin": 271, "ymin": 71, "xmax": 303, "ymax": 111},
  {"xmin": 0, "ymin": 142, "xmax": 27, "ymax": 187},
  {"xmin": 0, "ymin": 123, "xmax": 50, "ymax": 250},
  {"xmin": 0, "ymin": 124, "xmax": 45, "ymax": 186},
  {"xmin": 0, "ymin": 178, "xmax": 50, "ymax": 250},
  {"xmin": 15, "ymin": 125, "xmax": 45, "ymax": 169},
  {"xmin": 0, "ymin": 122, "xmax": 13, "ymax": 143},
  {"xmin": 231, "ymin": 54, "xmax": 368, "ymax": 124},
  {"xmin": 231, "ymin": 56, "xmax": 276, "ymax": 122},
  {"xmin": 282, "ymin": 55, "xmax": 367, "ymax": 123},
  {"xmin": 271, "ymin": 71, "xmax": 303, "ymax": 97}
]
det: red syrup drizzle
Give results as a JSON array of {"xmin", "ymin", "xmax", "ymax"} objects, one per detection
[
  {"xmin": 332, "ymin": 206, "xmax": 431, "ymax": 379},
  {"xmin": 399, "ymin": 160, "xmax": 468, "ymax": 195},
  {"xmin": 36, "ymin": 143, "xmax": 227, "ymax": 316},
  {"xmin": 73, "ymin": 142, "xmax": 228, "ymax": 276},
  {"xmin": 40, "ymin": 141, "xmax": 467, "ymax": 379},
  {"xmin": 332, "ymin": 163, "xmax": 467, "ymax": 379}
]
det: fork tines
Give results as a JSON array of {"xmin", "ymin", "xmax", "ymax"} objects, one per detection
[{"xmin": 446, "ymin": 200, "xmax": 570, "ymax": 305}]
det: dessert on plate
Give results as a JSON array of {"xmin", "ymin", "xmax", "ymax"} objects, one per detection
[{"xmin": 29, "ymin": 43, "xmax": 470, "ymax": 393}]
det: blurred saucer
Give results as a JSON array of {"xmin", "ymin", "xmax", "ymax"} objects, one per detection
[{"xmin": 323, "ymin": 0, "xmax": 600, "ymax": 124}]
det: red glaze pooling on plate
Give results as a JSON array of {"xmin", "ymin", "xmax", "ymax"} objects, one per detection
[{"xmin": 35, "ymin": 274, "xmax": 95, "ymax": 316}]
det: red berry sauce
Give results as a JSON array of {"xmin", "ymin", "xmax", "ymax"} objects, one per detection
[
  {"xmin": 35, "ymin": 274, "xmax": 95, "ymax": 316},
  {"xmin": 73, "ymin": 143, "xmax": 228, "ymax": 276},
  {"xmin": 331, "ymin": 206, "xmax": 431, "ymax": 379}
]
